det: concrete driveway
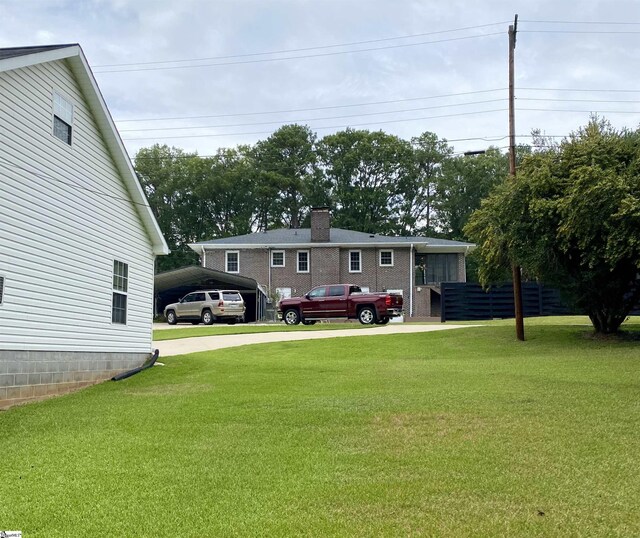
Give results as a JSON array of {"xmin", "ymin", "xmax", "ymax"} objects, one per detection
[{"xmin": 154, "ymin": 323, "xmax": 476, "ymax": 357}]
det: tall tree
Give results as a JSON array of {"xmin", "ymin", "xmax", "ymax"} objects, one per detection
[
  {"xmin": 318, "ymin": 129, "xmax": 414, "ymax": 234},
  {"xmin": 252, "ymin": 124, "xmax": 320, "ymax": 229},
  {"xmin": 436, "ymin": 147, "xmax": 508, "ymax": 240},
  {"xmin": 135, "ymin": 144, "xmax": 200, "ymax": 271},
  {"xmin": 400, "ymin": 132, "xmax": 452, "ymax": 235},
  {"xmin": 465, "ymin": 119, "xmax": 640, "ymax": 334}
]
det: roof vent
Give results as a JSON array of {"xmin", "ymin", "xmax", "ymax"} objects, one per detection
[{"xmin": 369, "ymin": 234, "xmax": 375, "ymax": 238}]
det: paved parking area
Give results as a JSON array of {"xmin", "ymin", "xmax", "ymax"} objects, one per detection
[{"xmin": 154, "ymin": 324, "xmax": 476, "ymax": 357}]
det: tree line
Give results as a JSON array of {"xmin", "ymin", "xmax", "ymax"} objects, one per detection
[{"xmin": 134, "ymin": 124, "xmax": 511, "ymax": 272}]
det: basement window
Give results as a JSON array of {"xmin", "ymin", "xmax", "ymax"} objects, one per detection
[{"xmin": 53, "ymin": 91, "xmax": 73, "ymax": 145}]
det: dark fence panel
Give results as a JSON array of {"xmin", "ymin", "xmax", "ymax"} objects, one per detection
[{"xmin": 441, "ymin": 282, "xmax": 572, "ymax": 321}]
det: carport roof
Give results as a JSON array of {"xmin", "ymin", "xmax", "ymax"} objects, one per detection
[{"xmin": 155, "ymin": 266, "xmax": 257, "ymax": 294}]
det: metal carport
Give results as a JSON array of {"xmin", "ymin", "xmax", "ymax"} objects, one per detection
[{"xmin": 154, "ymin": 266, "xmax": 264, "ymax": 322}]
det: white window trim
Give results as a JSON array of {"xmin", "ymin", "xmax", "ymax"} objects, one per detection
[
  {"xmin": 52, "ymin": 90, "xmax": 74, "ymax": 146},
  {"xmin": 271, "ymin": 250, "xmax": 286, "ymax": 268},
  {"xmin": 111, "ymin": 260, "xmax": 128, "ymax": 325},
  {"xmin": 297, "ymin": 250, "xmax": 310, "ymax": 273},
  {"xmin": 379, "ymin": 249, "xmax": 394, "ymax": 267},
  {"xmin": 225, "ymin": 250, "xmax": 240, "ymax": 273},
  {"xmin": 349, "ymin": 250, "xmax": 362, "ymax": 273}
]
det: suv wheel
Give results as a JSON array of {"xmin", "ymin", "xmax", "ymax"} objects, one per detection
[
  {"xmin": 283, "ymin": 309, "xmax": 301, "ymax": 325},
  {"xmin": 202, "ymin": 309, "xmax": 214, "ymax": 325},
  {"xmin": 166, "ymin": 310, "xmax": 177, "ymax": 325}
]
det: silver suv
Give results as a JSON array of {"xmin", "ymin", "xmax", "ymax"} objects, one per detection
[{"xmin": 164, "ymin": 290, "xmax": 246, "ymax": 325}]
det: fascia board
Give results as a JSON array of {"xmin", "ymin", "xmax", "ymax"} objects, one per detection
[
  {"xmin": 68, "ymin": 50, "xmax": 170, "ymax": 255},
  {"xmin": 0, "ymin": 45, "xmax": 80, "ymax": 73}
]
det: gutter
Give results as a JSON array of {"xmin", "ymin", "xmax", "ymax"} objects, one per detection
[{"xmin": 111, "ymin": 349, "xmax": 159, "ymax": 381}]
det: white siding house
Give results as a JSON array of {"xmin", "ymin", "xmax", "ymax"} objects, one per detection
[{"xmin": 0, "ymin": 45, "xmax": 169, "ymax": 407}]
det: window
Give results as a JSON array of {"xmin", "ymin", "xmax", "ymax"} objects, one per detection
[
  {"xmin": 349, "ymin": 250, "xmax": 361, "ymax": 273},
  {"xmin": 328, "ymin": 285, "xmax": 345, "ymax": 297},
  {"xmin": 271, "ymin": 250, "xmax": 285, "ymax": 267},
  {"xmin": 297, "ymin": 250, "xmax": 309, "ymax": 273},
  {"xmin": 416, "ymin": 253, "xmax": 459, "ymax": 284},
  {"xmin": 112, "ymin": 260, "xmax": 128, "ymax": 324},
  {"xmin": 53, "ymin": 92, "xmax": 73, "ymax": 145},
  {"xmin": 308, "ymin": 287, "xmax": 326, "ymax": 298},
  {"xmin": 208, "ymin": 292, "xmax": 220, "ymax": 301},
  {"xmin": 379, "ymin": 250, "xmax": 394, "ymax": 267},
  {"xmin": 226, "ymin": 251, "xmax": 239, "ymax": 273}
]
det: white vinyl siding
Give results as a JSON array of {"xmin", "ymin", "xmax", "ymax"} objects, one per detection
[{"xmin": 0, "ymin": 59, "xmax": 155, "ymax": 352}]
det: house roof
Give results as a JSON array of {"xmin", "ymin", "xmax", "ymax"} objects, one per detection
[
  {"xmin": 190, "ymin": 228, "xmax": 474, "ymax": 251},
  {"xmin": 0, "ymin": 44, "xmax": 169, "ymax": 256}
]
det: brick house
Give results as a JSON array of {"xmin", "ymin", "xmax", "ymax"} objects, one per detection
[{"xmin": 190, "ymin": 208, "xmax": 474, "ymax": 319}]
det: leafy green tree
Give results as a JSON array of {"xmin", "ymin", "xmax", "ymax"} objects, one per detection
[
  {"xmin": 318, "ymin": 129, "xmax": 414, "ymax": 234},
  {"xmin": 252, "ymin": 124, "xmax": 321, "ymax": 229},
  {"xmin": 135, "ymin": 144, "xmax": 200, "ymax": 271},
  {"xmin": 400, "ymin": 132, "xmax": 453, "ymax": 235},
  {"xmin": 436, "ymin": 147, "xmax": 508, "ymax": 240},
  {"xmin": 465, "ymin": 119, "xmax": 640, "ymax": 334}
]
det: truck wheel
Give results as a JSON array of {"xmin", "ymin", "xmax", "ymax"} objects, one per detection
[
  {"xmin": 202, "ymin": 309, "xmax": 214, "ymax": 325},
  {"xmin": 166, "ymin": 310, "xmax": 177, "ymax": 325},
  {"xmin": 375, "ymin": 316, "xmax": 390, "ymax": 325},
  {"xmin": 358, "ymin": 306, "xmax": 376, "ymax": 325},
  {"xmin": 283, "ymin": 309, "xmax": 301, "ymax": 325}
]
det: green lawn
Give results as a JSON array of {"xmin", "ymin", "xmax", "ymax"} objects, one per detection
[
  {"xmin": 2, "ymin": 320, "xmax": 640, "ymax": 536},
  {"xmin": 153, "ymin": 321, "xmax": 379, "ymax": 341}
]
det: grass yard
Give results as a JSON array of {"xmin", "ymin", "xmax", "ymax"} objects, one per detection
[
  {"xmin": 2, "ymin": 320, "xmax": 640, "ymax": 536},
  {"xmin": 152, "ymin": 321, "xmax": 380, "ymax": 341}
]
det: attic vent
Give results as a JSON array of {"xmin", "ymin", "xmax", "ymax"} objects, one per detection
[{"xmin": 0, "ymin": 276, "xmax": 4, "ymax": 305}]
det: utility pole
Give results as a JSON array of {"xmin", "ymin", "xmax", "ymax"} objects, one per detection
[{"xmin": 509, "ymin": 14, "xmax": 525, "ymax": 341}]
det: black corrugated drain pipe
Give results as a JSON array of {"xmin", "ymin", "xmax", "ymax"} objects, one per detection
[{"xmin": 111, "ymin": 349, "xmax": 160, "ymax": 381}]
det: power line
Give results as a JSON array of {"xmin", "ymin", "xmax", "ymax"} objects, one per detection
[
  {"xmin": 115, "ymin": 88, "xmax": 507, "ymax": 123},
  {"xmin": 522, "ymin": 30, "xmax": 640, "ymax": 34},
  {"xmin": 94, "ymin": 21, "xmax": 509, "ymax": 68},
  {"xmin": 119, "ymin": 98, "xmax": 509, "ymax": 132},
  {"xmin": 121, "ymin": 108, "xmax": 509, "ymax": 141},
  {"xmin": 520, "ymin": 20, "xmax": 640, "ymax": 25},
  {"xmin": 520, "ymin": 87, "xmax": 640, "ymax": 93},
  {"xmin": 94, "ymin": 32, "xmax": 503, "ymax": 73},
  {"xmin": 118, "ymin": 97, "xmax": 640, "ymax": 133}
]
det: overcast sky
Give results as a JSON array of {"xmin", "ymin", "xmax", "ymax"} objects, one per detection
[{"xmin": 2, "ymin": 0, "xmax": 640, "ymax": 157}]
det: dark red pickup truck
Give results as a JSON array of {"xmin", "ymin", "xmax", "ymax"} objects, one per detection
[{"xmin": 277, "ymin": 284, "xmax": 403, "ymax": 325}]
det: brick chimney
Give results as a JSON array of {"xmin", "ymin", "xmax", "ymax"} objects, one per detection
[{"xmin": 310, "ymin": 207, "xmax": 331, "ymax": 243}]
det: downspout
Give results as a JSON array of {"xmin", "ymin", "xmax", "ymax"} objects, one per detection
[
  {"xmin": 268, "ymin": 248, "xmax": 272, "ymax": 293},
  {"xmin": 409, "ymin": 243, "xmax": 414, "ymax": 319},
  {"xmin": 201, "ymin": 246, "xmax": 206, "ymax": 268}
]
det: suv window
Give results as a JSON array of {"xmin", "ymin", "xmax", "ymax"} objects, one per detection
[
  {"xmin": 193, "ymin": 293, "xmax": 206, "ymax": 302},
  {"xmin": 208, "ymin": 292, "xmax": 220, "ymax": 301},
  {"xmin": 308, "ymin": 287, "xmax": 326, "ymax": 298},
  {"xmin": 222, "ymin": 292, "xmax": 242, "ymax": 301},
  {"xmin": 182, "ymin": 294, "xmax": 195, "ymax": 303}
]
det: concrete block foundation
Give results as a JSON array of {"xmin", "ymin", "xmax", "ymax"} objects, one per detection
[{"xmin": 0, "ymin": 350, "xmax": 151, "ymax": 409}]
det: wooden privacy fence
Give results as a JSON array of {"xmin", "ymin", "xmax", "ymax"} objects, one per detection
[{"xmin": 440, "ymin": 282, "xmax": 571, "ymax": 322}]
